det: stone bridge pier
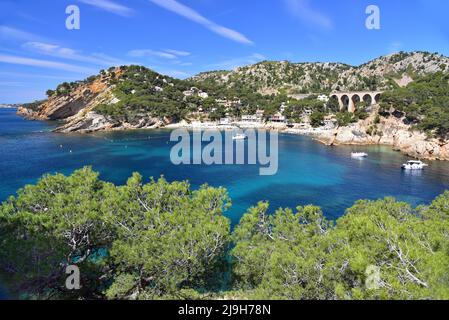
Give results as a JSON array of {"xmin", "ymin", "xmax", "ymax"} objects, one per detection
[{"xmin": 330, "ymin": 91, "xmax": 382, "ymax": 113}]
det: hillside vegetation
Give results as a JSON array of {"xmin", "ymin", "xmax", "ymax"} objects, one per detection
[
  {"xmin": 192, "ymin": 51, "xmax": 449, "ymax": 94},
  {"xmin": 380, "ymin": 72, "xmax": 449, "ymax": 139},
  {"xmin": 1, "ymin": 168, "xmax": 448, "ymax": 300},
  {"xmin": 94, "ymin": 66, "xmax": 192, "ymax": 123},
  {"xmin": 18, "ymin": 51, "xmax": 449, "ymax": 138}
]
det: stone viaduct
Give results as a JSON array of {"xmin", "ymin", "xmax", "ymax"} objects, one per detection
[{"xmin": 330, "ymin": 91, "xmax": 382, "ymax": 113}]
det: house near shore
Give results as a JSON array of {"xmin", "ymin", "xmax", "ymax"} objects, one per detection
[
  {"xmin": 241, "ymin": 108, "xmax": 265, "ymax": 123},
  {"xmin": 241, "ymin": 114, "xmax": 263, "ymax": 123},
  {"xmin": 269, "ymin": 112, "xmax": 287, "ymax": 123},
  {"xmin": 256, "ymin": 109, "xmax": 265, "ymax": 117},
  {"xmin": 219, "ymin": 118, "xmax": 232, "ymax": 126}
]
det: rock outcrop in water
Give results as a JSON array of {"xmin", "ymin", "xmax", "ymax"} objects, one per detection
[
  {"xmin": 55, "ymin": 111, "xmax": 168, "ymax": 133},
  {"xmin": 316, "ymin": 113, "xmax": 449, "ymax": 160},
  {"xmin": 17, "ymin": 66, "xmax": 173, "ymax": 133}
]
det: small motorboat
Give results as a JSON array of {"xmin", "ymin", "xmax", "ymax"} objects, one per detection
[
  {"xmin": 351, "ymin": 152, "xmax": 368, "ymax": 158},
  {"xmin": 402, "ymin": 160, "xmax": 428, "ymax": 170},
  {"xmin": 232, "ymin": 133, "xmax": 247, "ymax": 140}
]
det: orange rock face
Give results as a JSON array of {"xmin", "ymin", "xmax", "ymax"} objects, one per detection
[{"xmin": 17, "ymin": 67, "xmax": 124, "ymax": 121}]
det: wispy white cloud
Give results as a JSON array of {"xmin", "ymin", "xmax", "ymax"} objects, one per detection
[
  {"xmin": 0, "ymin": 26, "xmax": 48, "ymax": 42},
  {"xmin": 22, "ymin": 42, "xmax": 131, "ymax": 67},
  {"xmin": 148, "ymin": 0, "xmax": 253, "ymax": 45},
  {"xmin": 0, "ymin": 54, "xmax": 98, "ymax": 74},
  {"xmin": 164, "ymin": 49, "xmax": 191, "ymax": 57},
  {"xmin": 23, "ymin": 42, "xmax": 76, "ymax": 56},
  {"xmin": 177, "ymin": 62, "xmax": 193, "ymax": 66},
  {"xmin": 78, "ymin": 0, "xmax": 134, "ymax": 17},
  {"xmin": 128, "ymin": 48, "xmax": 191, "ymax": 60},
  {"xmin": 208, "ymin": 53, "xmax": 266, "ymax": 70},
  {"xmin": 0, "ymin": 81, "xmax": 25, "ymax": 87},
  {"xmin": 284, "ymin": 0, "xmax": 333, "ymax": 30},
  {"xmin": 128, "ymin": 49, "xmax": 178, "ymax": 59}
]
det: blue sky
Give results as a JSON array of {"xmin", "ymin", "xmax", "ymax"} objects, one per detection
[{"xmin": 1, "ymin": 0, "xmax": 449, "ymax": 103}]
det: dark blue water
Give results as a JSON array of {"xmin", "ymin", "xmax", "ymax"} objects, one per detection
[{"xmin": 1, "ymin": 108, "xmax": 449, "ymax": 225}]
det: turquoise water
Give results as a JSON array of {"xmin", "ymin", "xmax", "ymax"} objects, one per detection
[{"xmin": 1, "ymin": 107, "xmax": 449, "ymax": 226}]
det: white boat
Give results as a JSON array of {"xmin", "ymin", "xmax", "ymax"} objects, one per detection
[
  {"xmin": 232, "ymin": 133, "xmax": 247, "ymax": 140},
  {"xmin": 351, "ymin": 152, "xmax": 368, "ymax": 158},
  {"xmin": 402, "ymin": 160, "xmax": 428, "ymax": 170}
]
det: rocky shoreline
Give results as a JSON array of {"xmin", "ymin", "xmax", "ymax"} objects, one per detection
[
  {"xmin": 16, "ymin": 78, "xmax": 449, "ymax": 162},
  {"xmin": 17, "ymin": 105, "xmax": 449, "ymax": 161},
  {"xmin": 309, "ymin": 115, "xmax": 449, "ymax": 161},
  {"xmin": 164, "ymin": 116, "xmax": 449, "ymax": 161}
]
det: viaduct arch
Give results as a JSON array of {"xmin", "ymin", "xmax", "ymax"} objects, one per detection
[{"xmin": 329, "ymin": 91, "xmax": 382, "ymax": 113}]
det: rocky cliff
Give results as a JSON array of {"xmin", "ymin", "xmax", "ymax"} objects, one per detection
[
  {"xmin": 316, "ymin": 113, "xmax": 449, "ymax": 160},
  {"xmin": 18, "ymin": 70, "xmax": 116, "ymax": 121},
  {"xmin": 17, "ymin": 66, "xmax": 174, "ymax": 133}
]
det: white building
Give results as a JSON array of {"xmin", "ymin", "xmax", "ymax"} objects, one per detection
[
  {"xmin": 241, "ymin": 114, "xmax": 263, "ymax": 123},
  {"xmin": 317, "ymin": 95, "xmax": 329, "ymax": 103},
  {"xmin": 256, "ymin": 109, "xmax": 265, "ymax": 117},
  {"xmin": 280, "ymin": 102, "xmax": 288, "ymax": 114},
  {"xmin": 219, "ymin": 118, "xmax": 232, "ymax": 125},
  {"xmin": 183, "ymin": 87, "xmax": 209, "ymax": 99},
  {"xmin": 198, "ymin": 92, "xmax": 209, "ymax": 99},
  {"xmin": 269, "ymin": 113, "xmax": 287, "ymax": 123}
]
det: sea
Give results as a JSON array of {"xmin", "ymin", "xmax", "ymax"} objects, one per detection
[{"xmin": 1, "ymin": 108, "xmax": 449, "ymax": 224}]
